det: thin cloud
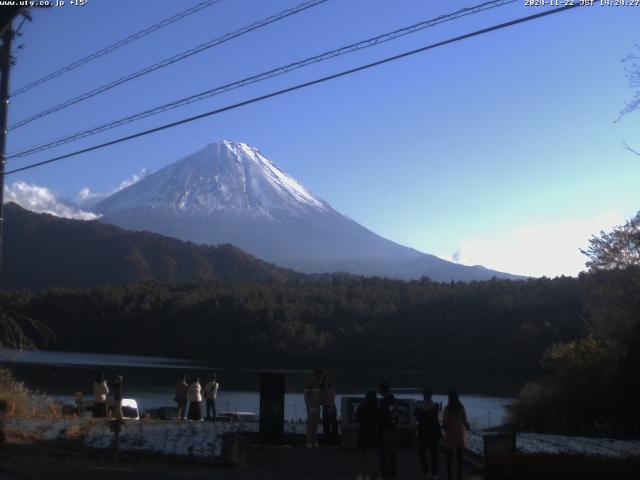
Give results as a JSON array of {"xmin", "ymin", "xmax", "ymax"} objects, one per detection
[
  {"xmin": 76, "ymin": 168, "xmax": 150, "ymax": 207},
  {"xmin": 4, "ymin": 181, "xmax": 99, "ymax": 220}
]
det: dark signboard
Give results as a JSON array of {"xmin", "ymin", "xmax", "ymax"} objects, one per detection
[{"xmin": 259, "ymin": 372, "xmax": 285, "ymax": 443}]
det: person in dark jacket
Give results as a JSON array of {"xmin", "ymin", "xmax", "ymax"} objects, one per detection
[
  {"xmin": 321, "ymin": 375, "xmax": 338, "ymax": 445},
  {"xmin": 175, "ymin": 374, "xmax": 188, "ymax": 421},
  {"xmin": 112, "ymin": 375, "xmax": 124, "ymax": 420},
  {"xmin": 356, "ymin": 391, "xmax": 379, "ymax": 480},
  {"xmin": 414, "ymin": 388, "xmax": 442, "ymax": 478},
  {"xmin": 377, "ymin": 381, "xmax": 398, "ymax": 480}
]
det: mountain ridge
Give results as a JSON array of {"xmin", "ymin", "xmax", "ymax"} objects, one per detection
[
  {"xmin": 2, "ymin": 202, "xmax": 307, "ymax": 290},
  {"xmin": 95, "ymin": 139, "xmax": 523, "ymax": 281}
]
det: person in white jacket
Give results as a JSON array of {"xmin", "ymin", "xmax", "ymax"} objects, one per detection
[
  {"xmin": 187, "ymin": 376, "xmax": 202, "ymax": 421},
  {"xmin": 93, "ymin": 373, "xmax": 109, "ymax": 418}
]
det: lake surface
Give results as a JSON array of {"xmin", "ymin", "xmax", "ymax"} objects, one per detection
[{"xmin": 0, "ymin": 349, "xmax": 513, "ymax": 429}]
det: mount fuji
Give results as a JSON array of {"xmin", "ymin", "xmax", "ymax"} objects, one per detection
[{"xmin": 96, "ymin": 140, "xmax": 520, "ymax": 281}]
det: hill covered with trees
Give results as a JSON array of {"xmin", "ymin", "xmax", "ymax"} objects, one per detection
[
  {"xmin": 2, "ymin": 203, "xmax": 306, "ymax": 289},
  {"xmin": 0, "ymin": 275, "xmax": 582, "ymax": 394}
]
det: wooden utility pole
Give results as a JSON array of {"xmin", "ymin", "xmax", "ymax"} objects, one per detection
[{"xmin": 0, "ymin": 20, "xmax": 12, "ymax": 288}]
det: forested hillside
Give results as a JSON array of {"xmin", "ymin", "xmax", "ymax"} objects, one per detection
[
  {"xmin": 1, "ymin": 276, "xmax": 582, "ymax": 393},
  {"xmin": 3, "ymin": 203, "xmax": 305, "ymax": 289}
]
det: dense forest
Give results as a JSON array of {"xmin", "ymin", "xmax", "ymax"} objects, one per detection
[{"xmin": 0, "ymin": 276, "xmax": 582, "ymax": 393}]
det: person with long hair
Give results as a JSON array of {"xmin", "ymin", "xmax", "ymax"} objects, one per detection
[
  {"xmin": 443, "ymin": 391, "xmax": 469, "ymax": 480},
  {"xmin": 355, "ymin": 391, "xmax": 379, "ymax": 480},
  {"xmin": 187, "ymin": 376, "xmax": 202, "ymax": 421}
]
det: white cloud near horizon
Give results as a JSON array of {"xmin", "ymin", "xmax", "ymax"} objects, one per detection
[
  {"xmin": 447, "ymin": 211, "xmax": 626, "ymax": 278},
  {"xmin": 4, "ymin": 181, "xmax": 100, "ymax": 220},
  {"xmin": 3, "ymin": 169, "xmax": 150, "ymax": 221}
]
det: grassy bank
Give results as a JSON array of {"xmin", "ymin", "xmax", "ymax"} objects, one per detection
[{"xmin": 0, "ymin": 365, "xmax": 58, "ymax": 417}]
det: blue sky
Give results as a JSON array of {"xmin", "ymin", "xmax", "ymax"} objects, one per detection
[{"xmin": 4, "ymin": 0, "xmax": 639, "ymax": 277}]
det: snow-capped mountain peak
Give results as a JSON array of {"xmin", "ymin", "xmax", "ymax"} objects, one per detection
[
  {"xmin": 97, "ymin": 140, "xmax": 327, "ymax": 218},
  {"xmin": 95, "ymin": 139, "xmax": 522, "ymax": 281}
]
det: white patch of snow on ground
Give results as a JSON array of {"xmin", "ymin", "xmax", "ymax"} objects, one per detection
[
  {"xmin": 467, "ymin": 431, "xmax": 640, "ymax": 458},
  {"xmin": 84, "ymin": 421, "xmax": 225, "ymax": 458},
  {"xmin": 7, "ymin": 417, "xmax": 639, "ymax": 460},
  {"xmin": 4, "ymin": 417, "xmax": 76, "ymax": 441},
  {"xmin": 3, "ymin": 417, "xmax": 239, "ymax": 459}
]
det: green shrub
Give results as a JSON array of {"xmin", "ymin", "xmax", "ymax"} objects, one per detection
[{"xmin": 510, "ymin": 337, "xmax": 622, "ymax": 435}]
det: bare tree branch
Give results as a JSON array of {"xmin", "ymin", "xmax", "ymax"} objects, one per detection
[{"xmin": 0, "ymin": 309, "xmax": 54, "ymax": 351}]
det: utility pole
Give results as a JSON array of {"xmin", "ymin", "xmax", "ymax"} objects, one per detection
[{"xmin": 0, "ymin": 20, "xmax": 12, "ymax": 288}]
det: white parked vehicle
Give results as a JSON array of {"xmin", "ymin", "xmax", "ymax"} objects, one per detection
[{"xmin": 78, "ymin": 398, "xmax": 140, "ymax": 420}]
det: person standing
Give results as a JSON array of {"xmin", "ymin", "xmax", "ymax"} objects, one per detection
[
  {"xmin": 74, "ymin": 390, "xmax": 83, "ymax": 417},
  {"xmin": 414, "ymin": 388, "xmax": 442, "ymax": 478},
  {"xmin": 377, "ymin": 381, "xmax": 398, "ymax": 480},
  {"xmin": 356, "ymin": 391, "xmax": 379, "ymax": 480},
  {"xmin": 112, "ymin": 375, "xmax": 124, "ymax": 420},
  {"xmin": 304, "ymin": 369, "xmax": 323, "ymax": 448},
  {"xmin": 321, "ymin": 375, "xmax": 338, "ymax": 445},
  {"xmin": 443, "ymin": 391, "xmax": 469, "ymax": 480},
  {"xmin": 93, "ymin": 373, "xmax": 109, "ymax": 418},
  {"xmin": 175, "ymin": 374, "xmax": 188, "ymax": 421},
  {"xmin": 204, "ymin": 374, "xmax": 219, "ymax": 421},
  {"xmin": 187, "ymin": 376, "xmax": 202, "ymax": 421}
]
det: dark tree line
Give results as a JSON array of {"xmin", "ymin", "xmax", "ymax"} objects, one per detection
[{"xmin": 0, "ymin": 275, "xmax": 583, "ymax": 394}]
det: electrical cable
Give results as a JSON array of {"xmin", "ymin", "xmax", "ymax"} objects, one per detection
[
  {"xmin": 8, "ymin": 0, "xmax": 329, "ymax": 131},
  {"xmin": 3, "ymin": 4, "xmax": 580, "ymax": 177},
  {"xmin": 9, "ymin": 0, "xmax": 224, "ymax": 97},
  {"xmin": 8, "ymin": 0, "xmax": 516, "ymax": 158}
]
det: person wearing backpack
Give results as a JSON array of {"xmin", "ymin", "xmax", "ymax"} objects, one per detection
[
  {"xmin": 377, "ymin": 381, "xmax": 398, "ymax": 480},
  {"xmin": 204, "ymin": 374, "xmax": 219, "ymax": 421},
  {"xmin": 356, "ymin": 391, "xmax": 379, "ymax": 480}
]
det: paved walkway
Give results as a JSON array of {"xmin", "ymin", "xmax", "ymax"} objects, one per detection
[{"xmin": 0, "ymin": 441, "xmax": 483, "ymax": 480}]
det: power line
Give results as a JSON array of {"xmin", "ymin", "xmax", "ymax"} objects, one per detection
[
  {"xmin": 9, "ymin": 0, "xmax": 224, "ymax": 97},
  {"xmin": 8, "ymin": 0, "xmax": 329, "ymax": 131},
  {"xmin": 9, "ymin": 0, "xmax": 517, "ymax": 159},
  {"xmin": 4, "ymin": 4, "xmax": 580, "ymax": 177}
]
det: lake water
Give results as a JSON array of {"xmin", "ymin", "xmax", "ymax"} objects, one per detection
[{"xmin": 0, "ymin": 349, "xmax": 513, "ymax": 429}]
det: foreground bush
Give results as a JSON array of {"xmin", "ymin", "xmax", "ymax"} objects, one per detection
[
  {"xmin": 0, "ymin": 366, "xmax": 57, "ymax": 417},
  {"xmin": 510, "ymin": 337, "xmax": 638, "ymax": 436}
]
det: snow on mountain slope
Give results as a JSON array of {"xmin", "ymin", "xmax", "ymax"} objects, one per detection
[
  {"xmin": 98, "ymin": 140, "xmax": 327, "ymax": 219},
  {"xmin": 97, "ymin": 140, "xmax": 522, "ymax": 281}
]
